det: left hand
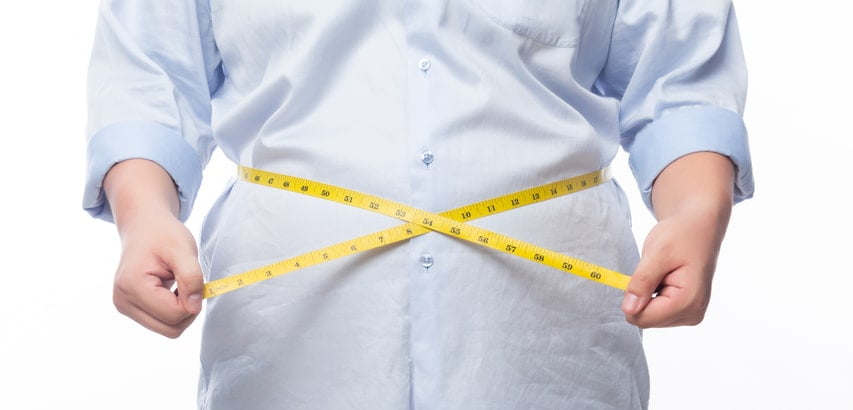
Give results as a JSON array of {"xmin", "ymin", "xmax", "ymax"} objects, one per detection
[
  {"xmin": 621, "ymin": 206, "xmax": 727, "ymax": 328},
  {"xmin": 620, "ymin": 152, "xmax": 734, "ymax": 328}
]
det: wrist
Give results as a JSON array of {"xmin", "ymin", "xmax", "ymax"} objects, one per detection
[{"xmin": 103, "ymin": 159, "xmax": 181, "ymax": 234}]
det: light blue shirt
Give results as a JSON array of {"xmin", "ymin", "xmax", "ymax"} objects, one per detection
[{"xmin": 83, "ymin": 1, "xmax": 753, "ymax": 409}]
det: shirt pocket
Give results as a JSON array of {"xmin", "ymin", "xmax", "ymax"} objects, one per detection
[{"xmin": 468, "ymin": 0, "xmax": 590, "ymax": 48}]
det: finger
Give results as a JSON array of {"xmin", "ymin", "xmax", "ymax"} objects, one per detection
[
  {"xmin": 116, "ymin": 272, "xmax": 197, "ymax": 327},
  {"xmin": 633, "ymin": 264, "xmax": 713, "ymax": 328},
  {"xmin": 170, "ymin": 251, "xmax": 204, "ymax": 314},
  {"xmin": 622, "ymin": 250, "xmax": 671, "ymax": 316},
  {"xmin": 624, "ymin": 279, "xmax": 688, "ymax": 328},
  {"xmin": 119, "ymin": 300, "xmax": 198, "ymax": 339}
]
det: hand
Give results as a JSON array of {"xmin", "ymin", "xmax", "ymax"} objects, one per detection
[
  {"xmin": 621, "ymin": 152, "xmax": 734, "ymax": 328},
  {"xmin": 621, "ymin": 207, "xmax": 726, "ymax": 327},
  {"xmin": 104, "ymin": 159, "xmax": 204, "ymax": 338},
  {"xmin": 113, "ymin": 210, "xmax": 204, "ymax": 338}
]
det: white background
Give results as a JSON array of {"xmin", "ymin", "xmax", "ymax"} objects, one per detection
[{"xmin": 1, "ymin": 1, "xmax": 850, "ymax": 409}]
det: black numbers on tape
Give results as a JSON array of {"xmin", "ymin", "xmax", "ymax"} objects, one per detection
[{"xmin": 219, "ymin": 166, "xmax": 624, "ymax": 299}]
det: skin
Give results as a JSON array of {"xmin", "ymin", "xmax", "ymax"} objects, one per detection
[
  {"xmin": 104, "ymin": 151, "xmax": 734, "ymax": 337},
  {"xmin": 104, "ymin": 159, "xmax": 203, "ymax": 338},
  {"xmin": 621, "ymin": 151, "xmax": 735, "ymax": 328}
]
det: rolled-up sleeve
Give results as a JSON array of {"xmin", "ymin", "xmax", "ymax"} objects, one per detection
[
  {"xmin": 83, "ymin": 0, "xmax": 222, "ymax": 222},
  {"xmin": 595, "ymin": 0, "xmax": 754, "ymax": 211}
]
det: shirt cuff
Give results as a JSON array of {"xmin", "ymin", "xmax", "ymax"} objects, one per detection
[
  {"xmin": 82, "ymin": 121, "xmax": 203, "ymax": 223},
  {"xmin": 627, "ymin": 106, "xmax": 754, "ymax": 211}
]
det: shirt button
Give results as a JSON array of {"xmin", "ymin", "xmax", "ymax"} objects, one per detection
[
  {"xmin": 418, "ymin": 58, "xmax": 431, "ymax": 71},
  {"xmin": 420, "ymin": 150, "xmax": 434, "ymax": 165},
  {"xmin": 420, "ymin": 254, "xmax": 434, "ymax": 269}
]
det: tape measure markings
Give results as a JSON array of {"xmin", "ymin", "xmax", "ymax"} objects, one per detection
[{"xmin": 203, "ymin": 166, "xmax": 628, "ymax": 298}]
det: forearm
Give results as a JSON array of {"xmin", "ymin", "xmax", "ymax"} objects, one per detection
[
  {"xmin": 102, "ymin": 159, "xmax": 203, "ymax": 337},
  {"xmin": 103, "ymin": 159, "xmax": 181, "ymax": 238},
  {"xmin": 651, "ymin": 151, "xmax": 735, "ymax": 238},
  {"xmin": 622, "ymin": 151, "xmax": 737, "ymax": 328}
]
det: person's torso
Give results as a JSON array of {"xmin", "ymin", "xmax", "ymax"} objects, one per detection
[{"xmin": 197, "ymin": 2, "xmax": 647, "ymax": 409}]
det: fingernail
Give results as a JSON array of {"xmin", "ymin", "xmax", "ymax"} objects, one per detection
[
  {"xmin": 188, "ymin": 293, "xmax": 202, "ymax": 313},
  {"xmin": 622, "ymin": 292, "xmax": 640, "ymax": 313}
]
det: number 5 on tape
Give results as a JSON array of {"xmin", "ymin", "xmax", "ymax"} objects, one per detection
[{"xmin": 203, "ymin": 166, "xmax": 629, "ymax": 298}]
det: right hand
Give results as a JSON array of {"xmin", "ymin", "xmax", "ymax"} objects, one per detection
[
  {"xmin": 113, "ymin": 210, "xmax": 204, "ymax": 338},
  {"xmin": 103, "ymin": 159, "xmax": 204, "ymax": 338}
]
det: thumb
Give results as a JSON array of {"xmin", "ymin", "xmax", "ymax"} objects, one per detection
[
  {"xmin": 621, "ymin": 251, "xmax": 667, "ymax": 316},
  {"xmin": 173, "ymin": 252, "xmax": 204, "ymax": 314}
]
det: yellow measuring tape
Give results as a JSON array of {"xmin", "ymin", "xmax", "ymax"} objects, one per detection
[{"xmin": 203, "ymin": 166, "xmax": 631, "ymax": 299}]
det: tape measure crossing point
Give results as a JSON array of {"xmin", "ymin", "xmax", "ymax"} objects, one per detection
[{"xmin": 202, "ymin": 166, "xmax": 631, "ymax": 299}]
